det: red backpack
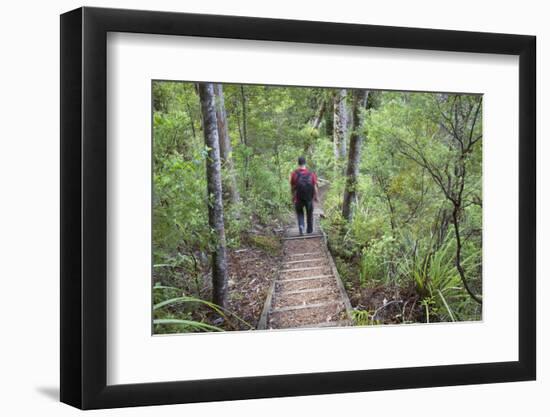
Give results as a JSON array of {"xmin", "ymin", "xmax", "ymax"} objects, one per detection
[{"xmin": 295, "ymin": 170, "xmax": 314, "ymax": 201}]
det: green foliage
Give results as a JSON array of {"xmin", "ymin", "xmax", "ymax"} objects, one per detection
[
  {"xmin": 152, "ymin": 285, "xmax": 253, "ymax": 333},
  {"xmin": 352, "ymin": 309, "xmax": 370, "ymax": 326},
  {"xmin": 395, "ymin": 234, "xmax": 477, "ymax": 322},
  {"xmin": 152, "ymin": 81, "xmax": 482, "ymax": 331},
  {"xmin": 152, "ymin": 82, "xmax": 319, "ymax": 332},
  {"xmin": 358, "ymin": 234, "xmax": 398, "ymax": 286},
  {"xmin": 322, "ymin": 92, "xmax": 482, "ymax": 322},
  {"xmin": 352, "ymin": 309, "xmax": 381, "ymax": 326},
  {"xmin": 247, "ymin": 234, "xmax": 282, "ymax": 253}
]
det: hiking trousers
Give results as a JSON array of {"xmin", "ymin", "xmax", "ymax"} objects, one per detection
[{"xmin": 295, "ymin": 199, "xmax": 314, "ymax": 234}]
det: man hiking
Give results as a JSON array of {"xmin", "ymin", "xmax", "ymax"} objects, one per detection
[{"xmin": 290, "ymin": 156, "xmax": 319, "ymax": 235}]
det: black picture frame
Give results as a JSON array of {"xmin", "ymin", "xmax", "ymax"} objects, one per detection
[{"xmin": 60, "ymin": 6, "xmax": 536, "ymax": 410}]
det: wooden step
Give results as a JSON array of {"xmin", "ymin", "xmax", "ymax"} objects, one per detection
[
  {"xmin": 283, "ymin": 260, "xmax": 329, "ymax": 270},
  {"xmin": 268, "ymin": 302, "xmax": 348, "ymax": 329},
  {"xmin": 286, "ymin": 229, "xmax": 321, "ymax": 234},
  {"xmin": 277, "ymin": 274, "xmax": 334, "ymax": 283},
  {"xmin": 280, "ymin": 266, "xmax": 327, "ymax": 273},
  {"xmin": 276, "ymin": 277, "xmax": 339, "ymax": 293},
  {"xmin": 283, "ymin": 234, "xmax": 324, "ymax": 240},
  {"xmin": 287, "ymin": 252, "xmax": 323, "ymax": 258},
  {"xmin": 271, "ymin": 301, "xmax": 341, "ymax": 314},
  {"xmin": 279, "ymin": 287, "xmax": 331, "ymax": 295},
  {"xmin": 280, "ymin": 267, "xmax": 333, "ymax": 280},
  {"xmin": 273, "ymin": 287, "xmax": 341, "ymax": 309},
  {"xmin": 291, "ymin": 320, "xmax": 352, "ymax": 329},
  {"xmin": 283, "ymin": 257, "xmax": 325, "ymax": 265}
]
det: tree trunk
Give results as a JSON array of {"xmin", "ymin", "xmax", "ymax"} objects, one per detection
[
  {"xmin": 311, "ymin": 99, "xmax": 326, "ymax": 130},
  {"xmin": 452, "ymin": 204, "xmax": 482, "ymax": 304},
  {"xmin": 325, "ymin": 104, "xmax": 334, "ymax": 137},
  {"xmin": 342, "ymin": 89, "xmax": 368, "ymax": 221},
  {"xmin": 333, "ymin": 89, "xmax": 348, "ymax": 159},
  {"xmin": 184, "ymin": 98, "xmax": 197, "ymax": 141},
  {"xmin": 240, "ymin": 85, "xmax": 250, "ymax": 193},
  {"xmin": 198, "ymin": 83, "xmax": 228, "ymax": 308},
  {"xmin": 214, "ymin": 84, "xmax": 240, "ymax": 207}
]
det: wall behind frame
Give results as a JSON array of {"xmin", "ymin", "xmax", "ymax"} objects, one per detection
[{"xmin": 0, "ymin": 0, "xmax": 545, "ymax": 416}]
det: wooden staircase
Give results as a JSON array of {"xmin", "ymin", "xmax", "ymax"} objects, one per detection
[{"xmin": 258, "ymin": 207, "xmax": 353, "ymax": 330}]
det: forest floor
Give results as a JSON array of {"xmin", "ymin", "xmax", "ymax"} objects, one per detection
[
  {"xmin": 223, "ymin": 230, "xmax": 284, "ymax": 330},
  {"xmin": 347, "ymin": 283, "xmax": 422, "ymax": 324}
]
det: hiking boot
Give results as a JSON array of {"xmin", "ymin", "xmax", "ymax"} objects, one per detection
[{"xmin": 299, "ymin": 225, "xmax": 304, "ymax": 236}]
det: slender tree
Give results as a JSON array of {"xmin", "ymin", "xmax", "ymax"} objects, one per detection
[
  {"xmin": 240, "ymin": 85, "xmax": 250, "ymax": 193},
  {"xmin": 198, "ymin": 83, "xmax": 229, "ymax": 308},
  {"xmin": 333, "ymin": 89, "xmax": 348, "ymax": 159},
  {"xmin": 342, "ymin": 89, "xmax": 369, "ymax": 221},
  {"xmin": 311, "ymin": 99, "xmax": 326, "ymax": 130},
  {"xmin": 214, "ymin": 84, "xmax": 241, "ymax": 207}
]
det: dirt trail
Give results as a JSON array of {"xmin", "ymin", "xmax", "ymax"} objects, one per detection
[{"xmin": 258, "ymin": 189, "xmax": 353, "ymax": 330}]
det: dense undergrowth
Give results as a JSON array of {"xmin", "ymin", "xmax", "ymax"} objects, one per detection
[{"xmin": 320, "ymin": 92, "xmax": 482, "ymax": 324}]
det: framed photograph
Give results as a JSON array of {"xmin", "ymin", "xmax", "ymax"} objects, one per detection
[{"xmin": 60, "ymin": 6, "xmax": 536, "ymax": 409}]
